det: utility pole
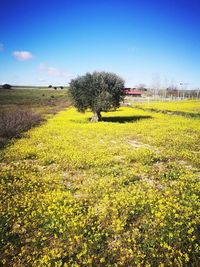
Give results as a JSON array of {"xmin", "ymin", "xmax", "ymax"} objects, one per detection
[{"xmin": 180, "ymin": 82, "xmax": 190, "ymax": 100}]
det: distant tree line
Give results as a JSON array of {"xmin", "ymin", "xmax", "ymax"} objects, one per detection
[{"xmin": 48, "ymin": 85, "xmax": 64, "ymax": 90}]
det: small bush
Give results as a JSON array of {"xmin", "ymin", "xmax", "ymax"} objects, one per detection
[
  {"xmin": 0, "ymin": 108, "xmax": 42, "ymax": 138},
  {"xmin": 2, "ymin": 84, "xmax": 12, "ymax": 89}
]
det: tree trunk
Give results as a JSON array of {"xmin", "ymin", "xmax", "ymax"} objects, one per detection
[{"xmin": 91, "ymin": 111, "xmax": 101, "ymax": 122}]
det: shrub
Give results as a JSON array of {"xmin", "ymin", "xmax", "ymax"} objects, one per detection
[
  {"xmin": 2, "ymin": 84, "xmax": 12, "ymax": 89},
  {"xmin": 0, "ymin": 108, "xmax": 42, "ymax": 138}
]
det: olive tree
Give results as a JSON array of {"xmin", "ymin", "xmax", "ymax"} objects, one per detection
[{"xmin": 69, "ymin": 71, "xmax": 124, "ymax": 122}]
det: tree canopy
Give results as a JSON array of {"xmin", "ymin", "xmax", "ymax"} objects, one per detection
[
  {"xmin": 2, "ymin": 84, "xmax": 12, "ymax": 89},
  {"xmin": 69, "ymin": 71, "xmax": 125, "ymax": 121}
]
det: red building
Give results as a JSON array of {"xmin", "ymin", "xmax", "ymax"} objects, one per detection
[{"xmin": 123, "ymin": 88, "xmax": 143, "ymax": 96}]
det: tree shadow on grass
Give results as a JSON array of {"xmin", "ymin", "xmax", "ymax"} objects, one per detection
[
  {"xmin": 71, "ymin": 115, "xmax": 152, "ymax": 124},
  {"xmin": 101, "ymin": 115, "xmax": 152, "ymax": 123}
]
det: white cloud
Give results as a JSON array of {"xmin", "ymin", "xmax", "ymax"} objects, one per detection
[
  {"xmin": 38, "ymin": 63, "xmax": 46, "ymax": 71},
  {"xmin": 0, "ymin": 43, "xmax": 4, "ymax": 51},
  {"xmin": 47, "ymin": 67, "xmax": 61, "ymax": 76},
  {"xmin": 38, "ymin": 78, "xmax": 46, "ymax": 82},
  {"xmin": 47, "ymin": 67, "xmax": 70, "ymax": 78},
  {"xmin": 12, "ymin": 51, "xmax": 33, "ymax": 61},
  {"xmin": 38, "ymin": 63, "xmax": 71, "ymax": 79}
]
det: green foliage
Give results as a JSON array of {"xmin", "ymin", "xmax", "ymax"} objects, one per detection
[
  {"xmin": 2, "ymin": 83, "xmax": 12, "ymax": 89},
  {"xmin": 69, "ymin": 71, "xmax": 124, "ymax": 121}
]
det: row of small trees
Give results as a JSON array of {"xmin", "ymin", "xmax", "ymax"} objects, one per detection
[
  {"xmin": 48, "ymin": 85, "xmax": 64, "ymax": 90},
  {"xmin": 0, "ymin": 84, "xmax": 65, "ymax": 90}
]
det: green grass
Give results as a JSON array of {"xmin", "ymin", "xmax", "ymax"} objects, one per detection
[
  {"xmin": 131, "ymin": 99, "xmax": 200, "ymax": 118},
  {"xmin": 0, "ymin": 88, "xmax": 69, "ymax": 106}
]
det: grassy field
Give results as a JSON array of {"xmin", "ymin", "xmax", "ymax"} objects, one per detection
[
  {"xmin": 131, "ymin": 99, "xmax": 200, "ymax": 117},
  {"xmin": 0, "ymin": 105, "xmax": 200, "ymax": 266},
  {"xmin": 0, "ymin": 88, "xmax": 69, "ymax": 109}
]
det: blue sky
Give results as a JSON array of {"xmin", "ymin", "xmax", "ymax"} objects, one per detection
[{"xmin": 0, "ymin": 0, "xmax": 200, "ymax": 88}]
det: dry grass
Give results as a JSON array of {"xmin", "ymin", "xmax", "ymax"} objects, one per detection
[{"xmin": 0, "ymin": 108, "xmax": 42, "ymax": 138}]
